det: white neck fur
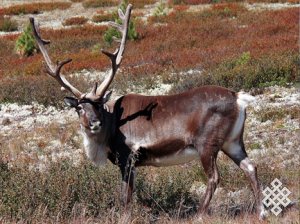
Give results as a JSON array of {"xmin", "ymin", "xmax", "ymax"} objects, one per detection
[{"xmin": 81, "ymin": 130, "xmax": 108, "ymax": 166}]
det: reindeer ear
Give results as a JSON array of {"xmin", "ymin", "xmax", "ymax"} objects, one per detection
[
  {"xmin": 64, "ymin": 97, "xmax": 78, "ymax": 108},
  {"xmin": 102, "ymin": 90, "xmax": 112, "ymax": 104}
]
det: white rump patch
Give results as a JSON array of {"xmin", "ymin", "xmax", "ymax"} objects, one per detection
[
  {"xmin": 237, "ymin": 92, "xmax": 255, "ymax": 108},
  {"xmin": 82, "ymin": 132, "xmax": 108, "ymax": 166},
  {"xmin": 223, "ymin": 92, "xmax": 255, "ymax": 151}
]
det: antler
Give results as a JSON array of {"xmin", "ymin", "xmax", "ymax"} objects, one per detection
[
  {"xmin": 30, "ymin": 4, "xmax": 132, "ymax": 102},
  {"xmin": 29, "ymin": 17, "xmax": 83, "ymax": 98},
  {"xmin": 92, "ymin": 4, "xmax": 132, "ymax": 99}
]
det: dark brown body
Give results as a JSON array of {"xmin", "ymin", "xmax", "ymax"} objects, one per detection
[
  {"xmin": 103, "ymin": 86, "xmax": 265, "ymax": 218},
  {"xmin": 108, "ymin": 86, "xmax": 237, "ymax": 166}
]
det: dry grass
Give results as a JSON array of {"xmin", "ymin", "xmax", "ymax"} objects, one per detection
[
  {"xmin": 1, "ymin": 152, "xmax": 299, "ymax": 223},
  {"xmin": 0, "ymin": 16, "xmax": 18, "ymax": 32}
]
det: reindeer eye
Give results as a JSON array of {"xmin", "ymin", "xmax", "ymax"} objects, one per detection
[{"xmin": 76, "ymin": 105, "xmax": 84, "ymax": 113}]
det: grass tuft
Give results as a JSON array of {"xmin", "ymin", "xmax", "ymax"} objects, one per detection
[{"xmin": 0, "ymin": 16, "xmax": 18, "ymax": 32}]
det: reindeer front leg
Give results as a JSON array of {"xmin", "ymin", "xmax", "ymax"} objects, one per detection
[{"xmin": 119, "ymin": 162, "xmax": 136, "ymax": 208}]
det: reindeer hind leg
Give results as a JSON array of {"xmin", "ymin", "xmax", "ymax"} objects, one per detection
[
  {"xmin": 198, "ymin": 145, "xmax": 220, "ymax": 215},
  {"xmin": 222, "ymin": 139, "xmax": 266, "ymax": 220}
]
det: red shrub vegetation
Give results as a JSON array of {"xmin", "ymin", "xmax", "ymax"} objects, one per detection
[
  {"xmin": 169, "ymin": 0, "xmax": 211, "ymax": 5},
  {"xmin": 248, "ymin": 0, "xmax": 298, "ymax": 3},
  {"xmin": 122, "ymin": 6, "xmax": 299, "ymax": 91},
  {"xmin": 173, "ymin": 5, "xmax": 190, "ymax": 12},
  {"xmin": 0, "ymin": 7, "xmax": 298, "ymax": 92},
  {"xmin": 129, "ymin": 0, "xmax": 157, "ymax": 8},
  {"xmin": 0, "ymin": 2, "xmax": 71, "ymax": 16},
  {"xmin": 63, "ymin": 17, "xmax": 88, "ymax": 26},
  {"xmin": 211, "ymin": 3, "xmax": 247, "ymax": 17},
  {"xmin": 92, "ymin": 12, "xmax": 115, "ymax": 23},
  {"xmin": 42, "ymin": 25, "xmax": 107, "ymax": 41},
  {"xmin": 63, "ymin": 50, "xmax": 108, "ymax": 72},
  {"xmin": 82, "ymin": 0, "xmax": 118, "ymax": 8}
]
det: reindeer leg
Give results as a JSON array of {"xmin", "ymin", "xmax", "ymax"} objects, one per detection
[
  {"xmin": 239, "ymin": 157, "xmax": 266, "ymax": 219},
  {"xmin": 198, "ymin": 148, "xmax": 220, "ymax": 215},
  {"xmin": 222, "ymin": 139, "xmax": 266, "ymax": 220},
  {"xmin": 119, "ymin": 159, "xmax": 136, "ymax": 209}
]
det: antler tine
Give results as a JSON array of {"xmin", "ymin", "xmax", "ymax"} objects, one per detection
[
  {"xmin": 108, "ymin": 21, "xmax": 123, "ymax": 32},
  {"xmin": 29, "ymin": 17, "xmax": 83, "ymax": 99},
  {"xmin": 118, "ymin": 8, "xmax": 125, "ymax": 21},
  {"xmin": 95, "ymin": 4, "xmax": 132, "ymax": 99}
]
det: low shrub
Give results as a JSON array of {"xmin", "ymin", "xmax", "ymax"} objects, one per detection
[
  {"xmin": 63, "ymin": 16, "xmax": 88, "ymax": 26},
  {"xmin": 255, "ymin": 106, "xmax": 300, "ymax": 123},
  {"xmin": 0, "ymin": 16, "xmax": 18, "ymax": 32},
  {"xmin": 0, "ymin": 2, "xmax": 71, "ymax": 16},
  {"xmin": 136, "ymin": 166, "xmax": 199, "ymax": 217},
  {"xmin": 15, "ymin": 24, "xmax": 37, "ymax": 57},
  {"xmin": 129, "ymin": 0, "xmax": 157, "ymax": 8},
  {"xmin": 103, "ymin": 0, "xmax": 138, "ymax": 45},
  {"xmin": 1, "ymin": 155, "xmax": 286, "ymax": 222},
  {"xmin": 82, "ymin": 0, "xmax": 118, "ymax": 8},
  {"xmin": 0, "ymin": 75, "xmax": 90, "ymax": 108},
  {"xmin": 0, "ymin": 157, "xmax": 205, "ymax": 222},
  {"xmin": 169, "ymin": 0, "xmax": 211, "ymax": 5},
  {"xmin": 169, "ymin": 52, "xmax": 299, "ymax": 93},
  {"xmin": 191, "ymin": 2, "xmax": 247, "ymax": 19},
  {"xmin": 92, "ymin": 11, "xmax": 116, "ymax": 23},
  {"xmin": 248, "ymin": 0, "xmax": 298, "ymax": 3},
  {"xmin": 147, "ymin": 1, "xmax": 168, "ymax": 23},
  {"xmin": 0, "ymin": 160, "xmax": 120, "ymax": 221}
]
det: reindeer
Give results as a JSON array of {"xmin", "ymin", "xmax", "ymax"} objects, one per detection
[{"xmin": 30, "ymin": 4, "xmax": 266, "ymax": 219}]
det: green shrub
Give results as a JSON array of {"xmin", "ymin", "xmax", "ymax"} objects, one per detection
[
  {"xmin": 170, "ymin": 52, "xmax": 299, "ymax": 93},
  {"xmin": 153, "ymin": 1, "xmax": 167, "ymax": 17},
  {"xmin": 15, "ymin": 24, "xmax": 37, "ymax": 56},
  {"xmin": 103, "ymin": 26, "xmax": 122, "ymax": 45},
  {"xmin": 103, "ymin": 0, "xmax": 138, "ymax": 45},
  {"xmin": 0, "ymin": 16, "xmax": 18, "ymax": 32}
]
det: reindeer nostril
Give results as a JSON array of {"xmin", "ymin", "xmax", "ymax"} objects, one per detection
[{"xmin": 89, "ymin": 120, "xmax": 101, "ymax": 128}]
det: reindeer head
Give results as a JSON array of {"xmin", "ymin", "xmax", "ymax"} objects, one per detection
[
  {"xmin": 30, "ymin": 5, "xmax": 132, "ymax": 135},
  {"xmin": 64, "ymin": 91, "xmax": 112, "ymax": 134}
]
